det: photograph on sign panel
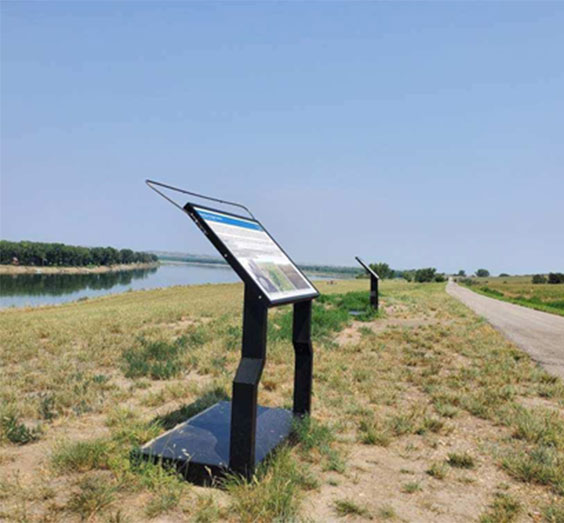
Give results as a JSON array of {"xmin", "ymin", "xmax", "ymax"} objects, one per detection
[{"xmin": 193, "ymin": 207, "xmax": 316, "ymax": 301}]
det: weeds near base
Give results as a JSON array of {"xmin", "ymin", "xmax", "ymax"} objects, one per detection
[
  {"xmin": 426, "ymin": 462, "xmax": 447, "ymax": 480},
  {"xmin": 145, "ymin": 491, "xmax": 180, "ymax": 518},
  {"xmin": 1, "ymin": 414, "xmax": 40, "ymax": 445},
  {"xmin": 401, "ymin": 481, "xmax": 422, "ymax": 494},
  {"xmin": 358, "ymin": 418, "xmax": 391, "ymax": 446},
  {"xmin": 224, "ymin": 446, "xmax": 314, "ymax": 523},
  {"xmin": 51, "ymin": 438, "xmax": 111, "ymax": 473},
  {"xmin": 502, "ymin": 446, "xmax": 564, "ymax": 494},
  {"xmin": 66, "ymin": 476, "xmax": 116, "ymax": 520},
  {"xmin": 377, "ymin": 504, "xmax": 397, "ymax": 519},
  {"xmin": 334, "ymin": 498, "xmax": 373, "ymax": 519},
  {"xmin": 542, "ymin": 500, "xmax": 564, "ymax": 522},
  {"xmin": 447, "ymin": 452, "xmax": 475, "ymax": 469},
  {"xmin": 479, "ymin": 493, "xmax": 521, "ymax": 523}
]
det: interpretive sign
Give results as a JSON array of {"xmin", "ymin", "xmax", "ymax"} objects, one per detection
[
  {"xmin": 355, "ymin": 256, "xmax": 379, "ymax": 310},
  {"xmin": 186, "ymin": 204, "xmax": 318, "ymax": 305},
  {"xmin": 139, "ymin": 180, "xmax": 318, "ymax": 484},
  {"xmin": 355, "ymin": 257, "xmax": 379, "ymax": 281}
]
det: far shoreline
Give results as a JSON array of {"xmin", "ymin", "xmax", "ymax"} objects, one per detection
[{"xmin": 0, "ymin": 262, "xmax": 159, "ymax": 275}]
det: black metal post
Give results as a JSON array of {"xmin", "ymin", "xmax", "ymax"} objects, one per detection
[
  {"xmin": 229, "ymin": 285, "xmax": 268, "ymax": 478},
  {"xmin": 292, "ymin": 300, "xmax": 313, "ymax": 416},
  {"xmin": 370, "ymin": 275, "xmax": 379, "ymax": 310}
]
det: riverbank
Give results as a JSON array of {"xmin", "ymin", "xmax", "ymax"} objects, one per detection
[{"xmin": 0, "ymin": 262, "xmax": 159, "ymax": 275}]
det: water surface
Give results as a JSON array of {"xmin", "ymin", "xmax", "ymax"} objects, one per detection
[
  {"xmin": 0, "ymin": 263, "xmax": 342, "ymax": 309},
  {"xmin": 0, "ymin": 263, "xmax": 238, "ymax": 308}
]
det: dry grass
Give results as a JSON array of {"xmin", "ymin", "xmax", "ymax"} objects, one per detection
[
  {"xmin": 1, "ymin": 279, "xmax": 563, "ymax": 521},
  {"xmin": 460, "ymin": 275, "xmax": 564, "ymax": 316}
]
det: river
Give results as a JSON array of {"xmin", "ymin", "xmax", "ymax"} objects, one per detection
[{"xmin": 0, "ymin": 263, "xmax": 344, "ymax": 309}]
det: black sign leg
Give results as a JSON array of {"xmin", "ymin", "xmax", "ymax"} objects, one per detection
[
  {"xmin": 229, "ymin": 285, "xmax": 267, "ymax": 479},
  {"xmin": 292, "ymin": 300, "xmax": 313, "ymax": 416},
  {"xmin": 370, "ymin": 275, "xmax": 379, "ymax": 310}
]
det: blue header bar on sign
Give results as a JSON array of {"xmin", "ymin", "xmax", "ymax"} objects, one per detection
[{"xmin": 196, "ymin": 208, "xmax": 263, "ymax": 231}]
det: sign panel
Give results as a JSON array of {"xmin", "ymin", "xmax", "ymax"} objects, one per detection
[
  {"xmin": 355, "ymin": 257, "xmax": 380, "ymax": 279},
  {"xmin": 191, "ymin": 205, "xmax": 318, "ymax": 303}
]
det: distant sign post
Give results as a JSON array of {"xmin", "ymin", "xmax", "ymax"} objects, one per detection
[
  {"xmin": 139, "ymin": 182, "xmax": 319, "ymax": 483},
  {"xmin": 355, "ymin": 257, "xmax": 379, "ymax": 310}
]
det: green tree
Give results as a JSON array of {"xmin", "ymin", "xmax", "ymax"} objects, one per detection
[
  {"xmin": 532, "ymin": 274, "xmax": 547, "ymax": 284},
  {"xmin": 120, "ymin": 249, "xmax": 135, "ymax": 264},
  {"xmin": 370, "ymin": 262, "xmax": 393, "ymax": 279},
  {"xmin": 0, "ymin": 241, "xmax": 156, "ymax": 268},
  {"xmin": 476, "ymin": 269, "xmax": 490, "ymax": 277},
  {"xmin": 414, "ymin": 268, "xmax": 437, "ymax": 283},
  {"xmin": 457, "ymin": 270, "xmax": 466, "ymax": 277},
  {"xmin": 548, "ymin": 272, "xmax": 564, "ymax": 284}
]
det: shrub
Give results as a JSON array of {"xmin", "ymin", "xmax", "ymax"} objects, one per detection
[
  {"xmin": 548, "ymin": 273, "xmax": 564, "ymax": 284},
  {"xmin": 447, "ymin": 452, "xmax": 475, "ymax": 469},
  {"xmin": 402, "ymin": 270, "xmax": 414, "ymax": 282},
  {"xmin": 532, "ymin": 274, "xmax": 548, "ymax": 284},
  {"xmin": 334, "ymin": 498, "xmax": 372, "ymax": 518},
  {"xmin": 414, "ymin": 268, "xmax": 437, "ymax": 283},
  {"xmin": 1, "ymin": 414, "xmax": 40, "ymax": 445}
]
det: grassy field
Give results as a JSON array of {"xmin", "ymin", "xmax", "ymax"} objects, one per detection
[
  {"xmin": 1, "ymin": 280, "xmax": 564, "ymax": 522},
  {"xmin": 459, "ymin": 276, "xmax": 564, "ymax": 317}
]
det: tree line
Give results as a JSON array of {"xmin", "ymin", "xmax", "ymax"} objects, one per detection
[
  {"xmin": 0, "ymin": 240, "xmax": 158, "ymax": 267},
  {"xmin": 532, "ymin": 273, "xmax": 564, "ymax": 284},
  {"xmin": 356, "ymin": 262, "xmax": 447, "ymax": 283}
]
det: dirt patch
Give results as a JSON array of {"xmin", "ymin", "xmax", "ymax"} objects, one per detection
[
  {"xmin": 337, "ymin": 318, "xmax": 436, "ymax": 347},
  {"xmin": 306, "ymin": 411, "xmax": 550, "ymax": 522}
]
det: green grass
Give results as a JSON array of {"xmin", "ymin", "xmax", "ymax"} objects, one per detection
[
  {"xmin": 1, "ymin": 413, "xmax": 40, "ymax": 445},
  {"xmin": 502, "ymin": 446, "xmax": 564, "ymax": 495},
  {"xmin": 224, "ymin": 446, "xmax": 316, "ymax": 523},
  {"xmin": 459, "ymin": 276, "xmax": 564, "ymax": 316},
  {"xmin": 268, "ymin": 290, "xmax": 380, "ymax": 344},
  {"xmin": 401, "ymin": 481, "xmax": 422, "ymax": 494},
  {"xmin": 66, "ymin": 476, "xmax": 117, "ymax": 520},
  {"xmin": 51, "ymin": 438, "xmax": 111, "ymax": 473},
  {"xmin": 358, "ymin": 417, "xmax": 392, "ymax": 446},
  {"xmin": 122, "ymin": 336, "xmax": 190, "ymax": 379},
  {"xmin": 447, "ymin": 452, "xmax": 475, "ymax": 469},
  {"xmin": 426, "ymin": 462, "xmax": 448, "ymax": 480},
  {"xmin": 542, "ymin": 500, "xmax": 564, "ymax": 522},
  {"xmin": 2, "ymin": 279, "xmax": 564, "ymax": 521},
  {"xmin": 479, "ymin": 493, "xmax": 521, "ymax": 523},
  {"xmin": 334, "ymin": 498, "xmax": 373, "ymax": 519}
]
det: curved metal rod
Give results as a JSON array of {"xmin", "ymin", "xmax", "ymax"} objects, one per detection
[{"xmin": 145, "ymin": 179, "xmax": 256, "ymax": 220}]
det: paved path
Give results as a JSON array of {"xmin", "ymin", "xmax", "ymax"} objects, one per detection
[{"xmin": 447, "ymin": 280, "xmax": 564, "ymax": 380}]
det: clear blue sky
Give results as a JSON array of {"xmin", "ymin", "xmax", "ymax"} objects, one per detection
[{"xmin": 1, "ymin": 2, "xmax": 563, "ymax": 274}]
